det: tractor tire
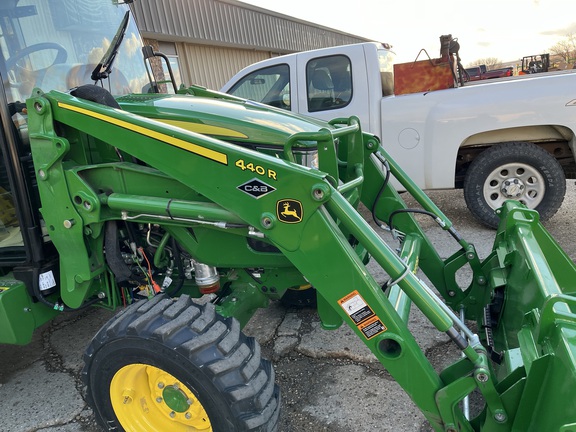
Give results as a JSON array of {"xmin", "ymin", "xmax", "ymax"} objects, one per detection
[
  {"xmin": 82, "ymin": 294, "xmax": 280, "ymax": 432},
  {"xmin": 463, "ymin": 142, "xmax": 565, "ymax": 228}
]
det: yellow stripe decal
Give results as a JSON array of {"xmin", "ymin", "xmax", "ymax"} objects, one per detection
[
  {"xmin": 58, "ymin": 102, "xmax": 228, "ymax": 165},
  {"xmin": 156, "ymin": 118, "xmax": 248, "ymax": 139}
]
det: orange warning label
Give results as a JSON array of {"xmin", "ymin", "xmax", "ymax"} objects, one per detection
[
  {"xmin": 339, "ymin": 291, "xmax": 387, "ymax": 340},
  {"xmin": 358, "ymin": 316, "xmax": 387, "ymax": 340},
  {"xmin": 338, "ymin": 290, "xmax": 375, "ymax": 325}
]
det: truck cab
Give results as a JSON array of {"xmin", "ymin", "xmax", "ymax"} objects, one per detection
[
  {"xmin": 464, "ymin": 64, "xmax": 487, "ymax": 80},
  {"xmin": 222, "ymin": 42, "xmax": 394, "ymax": 134}
]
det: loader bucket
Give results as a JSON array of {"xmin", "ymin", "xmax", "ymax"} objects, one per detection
[{"xmin": 484, "ymin": 201, "xmax": 576, "ymax": 430}]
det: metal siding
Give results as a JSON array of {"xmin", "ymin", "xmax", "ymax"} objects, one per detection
[
  {"xmin": 178, "ymin": 43, "xmax": 271, "ymax": 90},
  {"xmin": 132, "ymin": 0, "xmax": 372, "ymax": 53}
]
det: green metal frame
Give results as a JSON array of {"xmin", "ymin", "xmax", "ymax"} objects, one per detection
[{"xmin": 14, "ymin": 87, "xmax": 576, "ymax": 430}]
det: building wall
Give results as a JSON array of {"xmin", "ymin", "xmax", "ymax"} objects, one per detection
[
  {"xmin": 132, "ymin": 0, "xmax": 372, "ymax": 90},
  {"xmin": 177, "ymin": 43, "xmax": 271, "ymax": 90}
]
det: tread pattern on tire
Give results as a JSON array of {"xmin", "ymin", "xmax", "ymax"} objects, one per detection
[{"xmin": 83, "ymin": 294, "xmax": 280, "ymax": 431}]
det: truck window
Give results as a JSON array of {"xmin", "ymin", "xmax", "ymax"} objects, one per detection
[
  {"xmin": 377, "ymin": 49, "xmax": 395, "ymax": 96},
  {"xmin": 306, "ymin": 55, "xmax": 352, "ymax": 112},
  {"xmin": 227, "ymin": 64, "xmax": 290, "ymax": 109}
]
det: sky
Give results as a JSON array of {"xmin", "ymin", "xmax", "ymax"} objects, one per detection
[{"xmin": 240, "ymin": 0, "xmax": 576, "ymax": 65}]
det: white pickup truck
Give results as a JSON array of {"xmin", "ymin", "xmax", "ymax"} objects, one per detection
[{"xmin": 221, "ymin": 41, "xmax": 576, "ymax": 227}]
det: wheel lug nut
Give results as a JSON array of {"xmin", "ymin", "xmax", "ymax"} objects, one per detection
[
  {"xmin": 158, "ymin": 382, "xmax": 165, "ymax": 389},
  {"xmin": 185, "ymin": 412, "xmax": 192, "ymax": 420},
  {"xmin": 156, "ymin": 397, "xmax": 163, "ymax": 403},
  {"xmin": 170, "ymin": 411, "xmax": 176, "ymax": 418}
]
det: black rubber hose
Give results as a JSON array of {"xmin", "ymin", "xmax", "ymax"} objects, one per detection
[{"xmin": 165, "ymin": 238, "xmax": 185, "ymax": 296}]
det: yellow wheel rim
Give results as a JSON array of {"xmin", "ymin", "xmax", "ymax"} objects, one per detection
[{"xmin": 110, "ymin": 363, "xmax": 212, "ymax": 431}]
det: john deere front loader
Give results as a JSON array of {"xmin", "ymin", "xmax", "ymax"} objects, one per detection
[{"xmin": 0, "ymin": 1, "xmax": 575, "ymax": 431}]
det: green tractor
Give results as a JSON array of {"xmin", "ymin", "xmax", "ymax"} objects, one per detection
[{"xmin": 1, "ymin": 1, "xmax": 575, "ymax": 431}]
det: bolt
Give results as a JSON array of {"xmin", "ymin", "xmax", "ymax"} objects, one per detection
[
  {"xmin": 494, "ymin": 411, "xmax": 507, "ymax": 423},
  {"xmin": 123, "ymin": 396, "xmax": 132, "ymax": 405},
  {"xmin": 313, "ymin": 188, "xmax": 324, "ymax": 200},
  {"xmin": 63, "ymin": 219, "xmax": 75, "ymax": 229},
  {"xmin": 187, "ymin": 399, "xmax": 194, "ymax": 406},
  {"xmin": 467, "ymin": 252, "xmax": 475, "ymax": 260},
  {"xmin": 261, "ymin": 217, "xmax": 272, "ymax": 228},
  {"xmin": 169, "ymin": 411, "xmax": 176, "ymax": 418},
  {"xmin": 97, "ymin": 292, "xmax": 106, "ymax": 299},
  {"xmin": 448, "ymin": 290, "xmax": 456, "ymax": 297},
  {"xmin": 185, "ymin": 412, "xmax": 192, "ymax": 419},
  {"xmin": 156, "ymin": 397, "xmax": 163, "ymax": 403},
  {"xmin": 173, "ymin": 383, "xmax": 179, "ymax": 390},
  {"xmin": 476, "ymin": 372, "xmax": 489, "ymax": 383},
  {"xmin": 38, "ymin": 169, "xmax": 47, "ymax": 179},
  {"xmin": 34, "ymin": 101, "xmax": 43, "ymax": 112},
  {"xmin": 158, "ymin": 382, "xmax": 165, "ymax": 389}
]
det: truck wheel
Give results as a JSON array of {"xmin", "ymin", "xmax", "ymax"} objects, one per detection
[
  {"xmin": 82, "ymin": 294, "xmax": 280, "ymax": 432},
  {"xmin": 463, "ymin": 142, "xmax": 565, "ymax": 228}
]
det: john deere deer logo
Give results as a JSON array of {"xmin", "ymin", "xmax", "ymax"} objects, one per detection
[{"xmin": 277, "ymin": 199, "xmax": 303, "ymax": 223}]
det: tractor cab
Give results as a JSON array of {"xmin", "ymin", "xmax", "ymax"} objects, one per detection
[
  {"xmin": 0, "ymin": 0, "xmax": 152, "ymax": 338},
  {"xmin": 0, "ymin": 0, "xmax": 325, "ymax": 344}
]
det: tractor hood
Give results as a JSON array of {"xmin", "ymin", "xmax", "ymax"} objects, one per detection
[{"xmin": 117, "ymin": 93, "xmax": 330, "ymax": 146}]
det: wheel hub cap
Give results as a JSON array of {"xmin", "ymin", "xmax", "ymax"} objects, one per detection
[
  {"xmin": 500, "ymin": 178, "xmax": 525, "ymax": 198},
  {"xmin": 162, "ymin": 385, "xmax": 191, "ymax": 413},
  {"xmin": 483, "ymin": 162, "xmax": 545, "ymax": 210}
]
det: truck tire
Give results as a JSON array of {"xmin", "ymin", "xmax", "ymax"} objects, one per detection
[
  {"xmin": 463, "ymin": 142, "xmax": 565, "ymax": 228},
  {"xmin": 82, "ymin": 294, "xmax": 280, "ymax": 432}
]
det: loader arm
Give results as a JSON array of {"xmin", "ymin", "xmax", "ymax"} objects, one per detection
[{"xmin": 26, "ymin": 88, "xmax": 576, "ymax": 431}]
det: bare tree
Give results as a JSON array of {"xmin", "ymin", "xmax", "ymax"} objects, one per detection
[
  {"xmin": 467, "ymin": 57, "xmax": 502, "ymax": 69},
  {"xmin": 549, "ymin": 33, "xmax": 576, "ymax": 64}
]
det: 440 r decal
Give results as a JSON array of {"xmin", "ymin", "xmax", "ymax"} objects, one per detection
[{"xmin": 235, "ymin": 159, "xmax": 277, "ymax": 180}]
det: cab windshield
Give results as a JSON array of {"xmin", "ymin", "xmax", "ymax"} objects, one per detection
[
  {"xmin": 0, "ymin": 0, "xmax": 150, "ymax": 251},
  {"xmin": 0, "ymin": 0, "xmax": 149, "ymax": 104}
]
